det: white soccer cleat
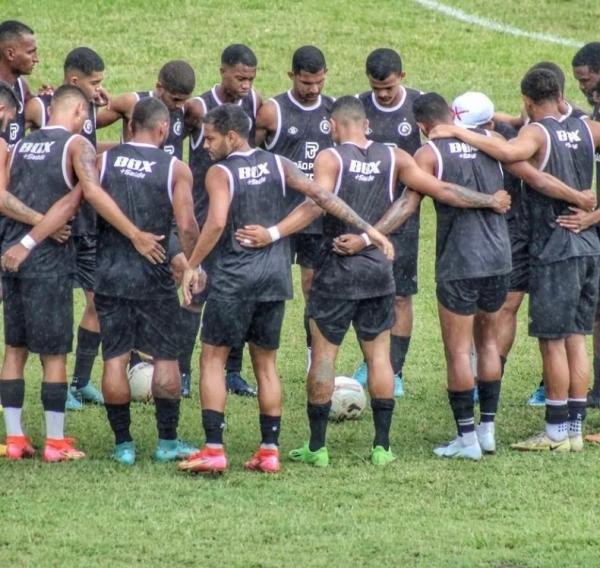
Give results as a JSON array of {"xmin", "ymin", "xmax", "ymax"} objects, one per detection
[
  {"xmin": 433, "ymin": 437, "xmax": 482, "ymax": 461},
  {"xmin": 476, "ymin": 424, "xmax": 496, "ymax": 454}
]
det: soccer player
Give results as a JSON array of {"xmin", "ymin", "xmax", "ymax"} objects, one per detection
[
  {"xmin": 184, "ymin": 44, "xmax": 262, "ymax": 397},
  {"xmin": 0, "ymin": 85, "xmax": 164, "ymax": 461},
  {"xmin": 26, "ymin": 46, "xmax": 108, "ymax": 410},
  {"xmin": 430, "ymin": 69, "xmax": 600, "ymax": 452},
  {"xmin": 176, "ymin": 103, "xmax": 394, "ymax": 474},
  {"xmin": 352, "ymin": 48, "xmax": 423, "ymax": 397},
  {"xmin": 0, "ymin": 20, "xmax": 38, "ymax": 148},
  {"xmin": 255, "ymin": 45, "xmax": 334, "ymax": 364}
]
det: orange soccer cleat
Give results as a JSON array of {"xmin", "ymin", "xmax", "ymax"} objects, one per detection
[
  {"xmin": 6, "ymin": 435, "xmax": 36, "ymax": 460},
  {"xmin": 244, "ymin": 447, "xmax": 281, "ymax": 473},
  {"xmin": 43, "ymin": 437, "xmax": 86, "ymax": 463},
  {"xmin": 177, "ymin": 446, "xmax": 228, "ymax": 474}
]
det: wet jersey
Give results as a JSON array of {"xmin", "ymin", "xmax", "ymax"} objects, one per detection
[
  {"xmin": 188, "ymin": 86, "xmax": 258, "ymax": 225},
  {"xmin": 265, "ymin": 90, "xmax": 334, "ymax": 233},
  {"xmin": 2, "ymin": 126, "xmax": 78, "ymax": 277},
  {"xmin": 526, "ymin": 115, "xmax": 599, "ymax": 265},
  {"xmin": 358, "ymin": 87, "xmax": 422, "ymax": 237},
  {"xmin": 1, "ymin": 77, "xmax": 26, "ymax": 149},
  {"xmin": 429, "ymin": 128, "xmax": 511, "ymax": 281},
  {"xmin": 209, "ymin": 148, "xmax": 291, "ymax": 302},
  {"xmin": 312, "ymin": 141, "xmax": 396, "ymax": 300},
  {"xmin": 95, "ymin": 142, "xmax": 177, "ymax": 298},
  {"xmin": 593, "ymin": 104, "xmax": 600, "ymax": 195}
]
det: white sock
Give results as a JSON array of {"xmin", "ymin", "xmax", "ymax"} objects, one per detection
[
  {"xmin": 4, "ymin": 407, "xmax": 24, "ymax": 436},
  {"xmin": 45, "ymin": 411, "xmax": 65, "ymax": 440},
  {"xmin": 545, "ymin": 421, "xmax": 568, "ymax": 442}
]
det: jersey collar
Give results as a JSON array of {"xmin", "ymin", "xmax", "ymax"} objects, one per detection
[{"xmin": 370, "ymin": 87, "xmax": 406, "ymax": 113}]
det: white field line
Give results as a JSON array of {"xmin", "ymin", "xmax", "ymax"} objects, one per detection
[{"xmin": 413, "ymin": 0, "xmax": 584, "ymax": 48}]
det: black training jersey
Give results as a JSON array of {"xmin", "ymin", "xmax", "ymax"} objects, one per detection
[
  {"xmin": 593, "ymin": 105, "xmax": 600, "ymax": 195},
  {"xmin": 95, "ymin": 142, "xmax": 177, "ymax": 298},
  {"xmin": 2, "ymin": 126, "xmax": 77, "ymax": 278},
  {"xmin": 35, "ymin": 94, "xmax": 98, "ymax": 236},
  {"xmin": 527, "ymin": 115, "xmax": 599, "ymax": 265},
  {"xmin": 0, "ymin": 78, "xmax": 26, "ymax": 149},
  {"xmin": 133, "ymin": 91, "xmax": 186, "ymax": 159},
  {"xmin": 312, "ymin": 141, "xmax": 395, "ymax": 300},
  {"xmin": 209, "ymin": 148, "xmax": 292, "ymax": 302},
  {"xmin": 429, "ymin": 129, "xmax": 511, "ymax": 281},
  {"xmin": 188, "ymin": 86, "xmax": 258, "ymax": 225},
  {"xmin": 265, "ymin": 90, "xmax": 334, "ymax": 233},
  {"xmin": 358, "ymin": 87, "xmax": 422, "ymax": 237}
]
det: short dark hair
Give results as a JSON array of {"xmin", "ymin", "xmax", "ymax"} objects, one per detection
[
  {"xmin": 521, "ymin": 69, "xmax": 560, "ymax": 103},
  {"xmin": 331, "ymin": 96, "xmax": 366, "ymax": 121},
  {"xmin": 64, "ymin": 47, "xmax": 104, "ymax": 77},
  {"xmin": 0, "ymin": 20, "xmax": 34, "ymax": 44},
  {"xmin": 158, "ymin": 60, "xmax": 195, "ymax": 95},
  {"xmin": 413, "ymin": 92, "xmax": 450, "ymax": 124},
  {"xmin": 203, "ymin": 103, "xmax": 251, "ymax": 138},
  {"xmin": 0, "ymin": 80, "xmax": 18, "ymax": 110},
  {"xmin": 366, "ymin": 48, "xmax": 402, "ymax": 80},
  {"xmin": 572, "ymin": 42, "xmax": 600, "ymax": 73},
  {"xmin": 131, "ymin": 97, "xmax": 169, "ymax": 134},
  {"xmin": 51, "ymin": 84, "xmax": 89, "ymax": 106},
  {"xmin": 292, "ymin": 45, "xmax": 326, "ymax": 74},
  {"xmin": 221, "ymin": 44, "xmax": 257, "ymax": 68},
  {"xmin": 528, "ymin": 61, "xmax": 565, "ymax": 94}
]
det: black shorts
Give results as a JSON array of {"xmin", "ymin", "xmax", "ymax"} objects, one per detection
[
  {"xmin": 201, "ymin": 297, "xmax": 285, "ymax": 350},
  {"xmin": 390, "ymin": 233, "xmax": 418, "ymax": 296},
  {"xmin": 437, "ymin": 274, "xmax": 510, "ymax": 316},
  {"xmin": 3, "ymin": 275, "xmax": 73, "ymax": 354},
  {"xmin": 307, "ymin": 291, "xmax": 395, "ymax": 346},
  {"xmin": 291, "ymin": 233, "xmax": 323, "ymax": 269},
  {"xmin": 73, "ymin": 235, "xmax": 96, "ymax": 291},
  {"xmin": 529, "ymin": 256, "xmax": 600, "ymax": 339},
  {"xmin": 95, "ymin": 293, "xmax": 181, "ymax": 360},
  {"xmin": 509, "ymin": 235, "xmax": 530, "ymax": 293}
]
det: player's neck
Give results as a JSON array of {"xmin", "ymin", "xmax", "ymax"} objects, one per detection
[
  {"xmin": 132, "ymin": 132, "xmax": 160, "ymax": 147},
  {"xmin": 229, "ymin": 140, "xmax": 252, "ymax": 155},
  {"xmin": 0, "ymin": 62, "xmax": 19, "ymax": 85},
  {"xmin": 289, "ymin": 89, "xmax": 319, "ymax": 108},
  {"xmin": 340, "ymin": 132, "xmax": 369, "ymax": 147},
  {"xmin": 530, "ymin": 101, "xmax": 561, "ymax": 121},
  {"xmin": 216, "ymin": 84, "xmax": 242, "ymax": 104},
  {"xmin": 47, "ymin": 114, "xmax": 74, "ymax": 132}
]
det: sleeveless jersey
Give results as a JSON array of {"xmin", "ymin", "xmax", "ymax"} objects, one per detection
[
  {"xmin": 358, "ymin": 87, "xmax": 422, "ymax": 237},
  {"xmin": 209, "ymin": 148, "xmax": 291, "ymax": 302},
  {"xmin": 133, "ymin": 91, "xmax": 186, "ymax": 159},
  {"xmin": 1, "ymin": 77, "xmax": 26, "ymax": 149},
  {"xmin": 188, "ymin": 86, "xmax": 258, "ymax": 225},
  {"xmin": 2, "ymin": 126, "xmax": 77, "ymax": 277},
  {"xmin": 312, "ymin": 141, "xmax": 396, "ymax": 300},
  {"xmin": 429, "ymin": 128, "xmax": 511, "ymax": 281},
  {"xmin": 265, "ymin": 90, "xmax": 334, "ymax": 233},
  {"xmin": 593, "ymin": 104, "xmax": 600, "ymax": 195},
  {"xmin": 526, "ymin": 115, "xmax": 599, "ymax": 264},
  {"xmin": 95, "ymin": 142, "xmax": 177, "ymax": 298}
]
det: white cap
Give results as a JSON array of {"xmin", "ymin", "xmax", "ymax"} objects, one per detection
[{"xmin": 452, "ymin": 91, "xmax": 494, "ymax": 128}]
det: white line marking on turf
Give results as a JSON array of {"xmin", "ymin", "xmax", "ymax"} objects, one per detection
[{"xmin": 413, "ymin": 0, "xmax": 583, "ymax": 47}]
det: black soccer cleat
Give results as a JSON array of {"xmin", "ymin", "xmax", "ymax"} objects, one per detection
[{"xmin": 225, "ymin": 372, "xmax": 257, "ymax": 397}]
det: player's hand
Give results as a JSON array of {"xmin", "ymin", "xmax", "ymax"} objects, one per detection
[
  {"xmin": 170, "ymin": 252, "xmax": 187, "ymax": 287},
  {"xmin": 37, "ymin": 83, "xmax": 54, "ymax": 96},
  {"xmin": 1, "ymin": 243, "xmax": 30, "ymax": 272},
  {"xmin": 491, "ymin": 190, "xmax": 511, "ymax": 214},
  {"xmin": 182, "ymin": 267, "xmax": 206, "ymax": 305},
  {"xmin": 575, "ymin": 189, "xmax": 597, "ymax": 212},
  {"xmin": 557, "ymin": 207, "xmax": 594, "ymax": 234},
  {"xmin": 131, "ymin": 230, "xmax": 165, "ymax": 264},
  {"xmin": 366, "ymin": 228, "xmax": 394, "ymax": 261},
  {"xmin": 50, "ymin": 224, "xmax": 72, "ymax": 243},
  {"xmin": 235, "ymin": 225, "xmax": 271, "ymax": 248},
  {"xmin": 332, "ymin": 233, "xmax": 367, "ymax": 256},
  {"xmin": 93, "ymin": 87, "xmax": 110, "ymax": 108},
  {"xmin": 428, "ymin": 124, "xmax": 458, "ymax": 140}
]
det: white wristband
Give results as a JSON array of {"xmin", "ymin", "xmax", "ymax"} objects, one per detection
[
  {"xmin": 359, "ymin": 232, "xmax": 372, "ymax": 247},
  {"xmin": 20, "ymin": 234, "xmax": 37, "ymax": 251},
  {"xmin": 267, "ymin": 226, "xmax": 281, "ymax": 243}
]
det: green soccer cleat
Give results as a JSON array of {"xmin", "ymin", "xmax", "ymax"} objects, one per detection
[
  {"xmin": 370, "ymin": 445, "xmax": 397, "ymax": 466},
  {"xmin": 112, "ymin": 441, "xmax": 136, "ymax": 465},
  {"xmin": 154, "ymin": 439, "xmax": 199, "ymax": 463},
  {"xmin": 289, "ymin": 442, "xmax": 329, "ymax": 468}
]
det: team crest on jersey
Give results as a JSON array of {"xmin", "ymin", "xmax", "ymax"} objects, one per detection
[
  {"xmin": 319, "ymin": 119, "xmax": 331, "ymax": 134},
  {"xmin": 365, "ymin": 126, "xmax": 373, "ymax": 136},
  {"xmin": 163, "ymin": 145, "xmax": 175, "ymax": 155},
  {"xmin": 173, "ymin": 119, "xmax": 183, "ymax": 137},
  {"xmin": 397, "ymin": 121, "xmax": 412, "ymax": 137},
  {"xmin": 288, "ymin": 126, "xmax": 299, "ymax": 135},
  {"xmin": 83, "ymin": 119, "xmax": 93, "ymax": 135},
  {"xmin": 305, "ymin": 142, "xmax": 319, "ymax": 160}
]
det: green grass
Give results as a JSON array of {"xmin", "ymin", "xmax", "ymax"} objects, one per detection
[{"xmin": 1, "ymin": 1, "xmax": 600, "ymax": 566}]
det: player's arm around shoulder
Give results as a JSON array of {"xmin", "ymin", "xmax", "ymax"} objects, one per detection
[
  {"xmin": 171, "ymin": 159, "xmax": 199, "ymax": 257},
  {"xmin": 96, "ymin": 91, "xmax": 136, "ymax": 128},
  {"xmin": 255, "ymin": 99, "xmax": 277, "ymax": 148},
  {"xmin": 184, "ymin": 97, "xmax": 205, "ymax": 135}
]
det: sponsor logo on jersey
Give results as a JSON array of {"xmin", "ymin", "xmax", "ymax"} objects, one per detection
[
  {"xmin": 83, "ymin": 119, "xmax": 94, "ymax": 135},
  {"xmin": 398, "ymin": 121, "xmax": 412, "ymax": 137},
  {"xmin": 173, "ymin": 118, "xmax": 183, "ymax": 137},
  {"xmin": 9, "ymin": 123, "xmax": 19, "ymax": 142},
  {"xmin": 305, "ymin": 142, "xmax": 319, "ymax": 160},
  {"xmin": 349, "ymin": 159, "xmax": 381, "ymax": 181},
  {"xmin": 556, "ymin": 129, "xmax": 581, "ymax": 149},
  {"xmin": 449, "ymin": 141, "xmax": 477, "ymax": 159},
  {"xmin": 19, "ymin": 140, "xmax": 55, "ymax": 160},
  {"xmin": 288, "ymin": 126, "xmax": 299, "ymax": 135},
  {"xmin": 238, "ymin": 162, "xmax": 270, "ymax": 185},
  {"xmin": 114, "ymin": 156, "xmax": 156, "ymax": 178},
  {"xmin": 163, "ymin": 145, "xmax": 175, "ymax": 155},
  {"xmin": 319, "ymin": 119, "xmax": 331, "ymax": 134}
]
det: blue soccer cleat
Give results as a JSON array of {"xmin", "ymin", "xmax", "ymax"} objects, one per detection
[
  {"xmin": 352, "ymin": 361, "xmax": 368, "ymax": 387},
  {"xmin": 527, "ymin": 385, "xmax": 545, "ymax": 407},
  {"xmin": 112, "ymin": 441, "xmax": 136, "ymax": 465}
]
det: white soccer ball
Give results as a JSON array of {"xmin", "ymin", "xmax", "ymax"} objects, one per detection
[
  {"xmin": 329, "ymin": 375, "xmax": 367, "ymax": 421},
  {"xmin": 128, "ymin": 362, "xmax": 154, "ymax": 402}
]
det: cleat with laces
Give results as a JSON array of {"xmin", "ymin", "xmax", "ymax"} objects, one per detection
[
  {"xmin": 511, "ymin": 432, "xmax": 570, "ymax": 452},
  {"xmin": 289, "ymin": 441, "xmax": 329, "ymax": 467},
  {"xmin": 181, "ymin": 373, "xmax": 191, "ymax": 398},
  {"xmin": 6, "ymin": 435, "xmax": 36, "ymax": 460},
  {"xmin": 371, "ymin": 445, "xmax": 396, "ymax": 466},
  {"xmin": 526, "ymin": 385, "xmax": 545, "ymax": 407},
  {"xmin": 244, "ymin": 447, "xmax": 281, "ymax": 473},
  {"xmin": 154, "ymin": 439, "xmax": 198, "ymax": 462},
  {"xmin": 434, "ymin": 437, "xmax": 482, "ymax": 461},
  {"xmin": 352, "ymin": 361, "xmax": 368, "ymax": 387},
  {"xmin": 73, "ymin": 383, "xmax": 104, "ymax": 405},
  {"xmin": 394, "ymin": 374, "xmax": 404, "ymax": 398},
  {"xmin": 43, "ymin": 437, "xmax": 86, "ymax": 462},
  {"xmin": 177, "ymin": 446, "xmax": 228, "ymax": 473},
  {"xmin": 476, "ymin": 424, "xmax": 496, "ymax": 454},
  {"xmin": 112, "ymin": 441, "xmax": 136, "ymax": 465},
  {"xmin": 66, "ymin": 389, "xmax": 83, "ymax": 411},
  {"xmin": 226, "ymin": 372, "xmax": 257, "ymax": 397}
]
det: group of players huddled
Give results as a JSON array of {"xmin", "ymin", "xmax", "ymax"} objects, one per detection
[{"xmin": 0, "ymin": 19, "xmax": 600, "ymax": 472}]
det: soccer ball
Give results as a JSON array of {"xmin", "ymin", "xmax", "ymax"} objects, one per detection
[
  {"xmin": 329, "ymin": 376, "xmax": 367, "ymax": 421},
  {"xmin": 128, "ymin": 362, "xmax": 154, "ymax": 402}
]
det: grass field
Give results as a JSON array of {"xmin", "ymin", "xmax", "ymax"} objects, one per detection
[{"xmin": 1, "ymin": 1, "xmax": 600, "ymax": 566}]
